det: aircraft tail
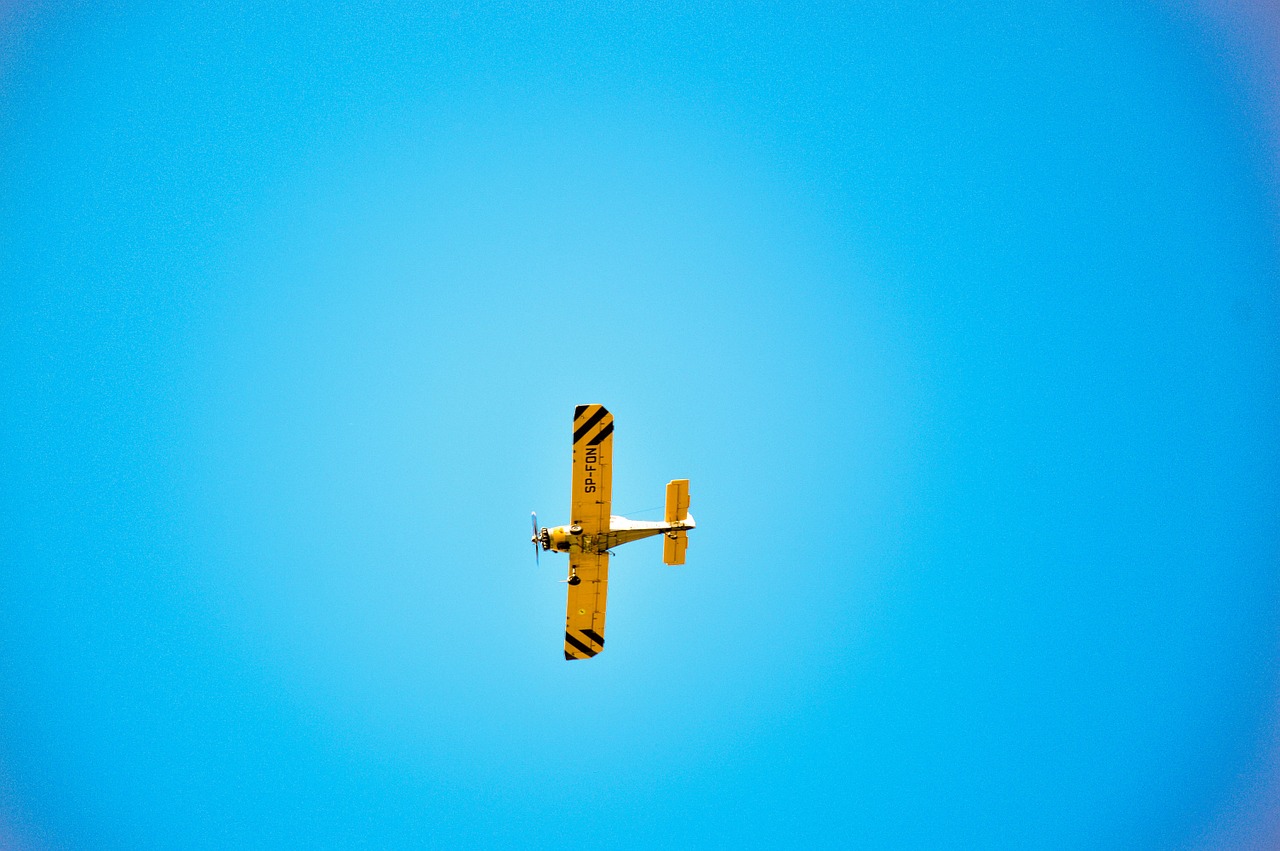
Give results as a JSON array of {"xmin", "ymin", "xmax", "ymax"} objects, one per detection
[
  {"xmin": 664, "ymin": 479, "xmax": 691, "ymax": 565},
  {"xmin": 665, "ymin": 479, "xmax": 690, "ymax": 523}
]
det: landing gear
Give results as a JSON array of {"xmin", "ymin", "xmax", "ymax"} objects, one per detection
[
  {"xmin": 569, "ymin": 524, "xmax": 583, "ymax": 535},
  {"xmin": 567, "ymin": 573, "xmax": 581, "ymax": 586}
]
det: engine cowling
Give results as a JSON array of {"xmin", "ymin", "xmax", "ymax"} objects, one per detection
[{"xmin": 545, "ymin": 526, "xmax": 574, "ymax": 552}]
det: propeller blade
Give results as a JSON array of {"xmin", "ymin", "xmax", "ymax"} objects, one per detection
[{"xmin": 530, "ymin": 511, "xmax": 540, "ymax": 565}]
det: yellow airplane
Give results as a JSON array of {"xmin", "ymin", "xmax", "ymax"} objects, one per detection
[{"xmin": 531, "ymin": 404, "xmax": 695, "ymax": 660}]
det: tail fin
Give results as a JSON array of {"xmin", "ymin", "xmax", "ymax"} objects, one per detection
[{"xmin": 664, "ymin": 479, "xmax": 690, "ymax": 565}]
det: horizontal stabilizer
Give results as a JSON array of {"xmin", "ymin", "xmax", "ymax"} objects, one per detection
[
  {"xmin": 665, "ymin": 479, "xmax": 690, "ymax": 524},
  {"xmin": 663, "ymin": 531, "xmax": 687, "ymax": 566}
]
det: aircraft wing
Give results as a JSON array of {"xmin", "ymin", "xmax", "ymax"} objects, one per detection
[
  {"xmin": 570, "ymin": 404, "xmax": 613, "ymax": 535},
  {"xmin": 564, "ymin": 551, "xmax": 609, "ymax": 660}
]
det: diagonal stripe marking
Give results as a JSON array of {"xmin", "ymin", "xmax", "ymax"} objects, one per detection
[
  {"xmin": 574, "ymin": 404, "xmax": 589, "ymax": 421},
  {"xmin": 582, "ymin": 628, "xmax": 605, "ymax": 647},
  {"xmin": 586, "ymin": 420, "xmax": 613, "ymax": 446},
  {"xmin": 573, "ymin": 407, "xmax": 608, "ymax": 444},
  {"xmin": 565, "ymin": 632, "xmax": 596, "ymax": 657}
]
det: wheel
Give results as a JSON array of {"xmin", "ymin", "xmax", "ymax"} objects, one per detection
[
  {"xmin": 567, "ymin": 574, "xmax": 582, "ymax": 586},
  {"xmin": 569, "ymin": 524, "xmax": 583, "ymax": 535}
]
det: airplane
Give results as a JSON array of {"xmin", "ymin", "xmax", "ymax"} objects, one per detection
[{"xmin": 530, "ymin": 404, "xmax": 695, "ymax": 660}]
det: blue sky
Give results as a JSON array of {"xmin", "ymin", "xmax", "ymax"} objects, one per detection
[{"xmin": 2, "ymin": 2, "xmax": 1278, "ymax": 848}]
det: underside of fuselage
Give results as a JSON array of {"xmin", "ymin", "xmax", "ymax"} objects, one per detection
[{"xmin": 539, "ymin": 513, "xmax": 697, "ymax": 556}]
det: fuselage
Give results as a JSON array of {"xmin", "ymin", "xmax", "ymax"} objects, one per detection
[{"xmin": 541, "ymin": 514, "xmax": 696, "ymax": 556}]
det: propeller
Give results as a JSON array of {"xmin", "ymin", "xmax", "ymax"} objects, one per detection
[{"xmin": 530, "ymin": 511, "xmax": 540, "ymax": 565}]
